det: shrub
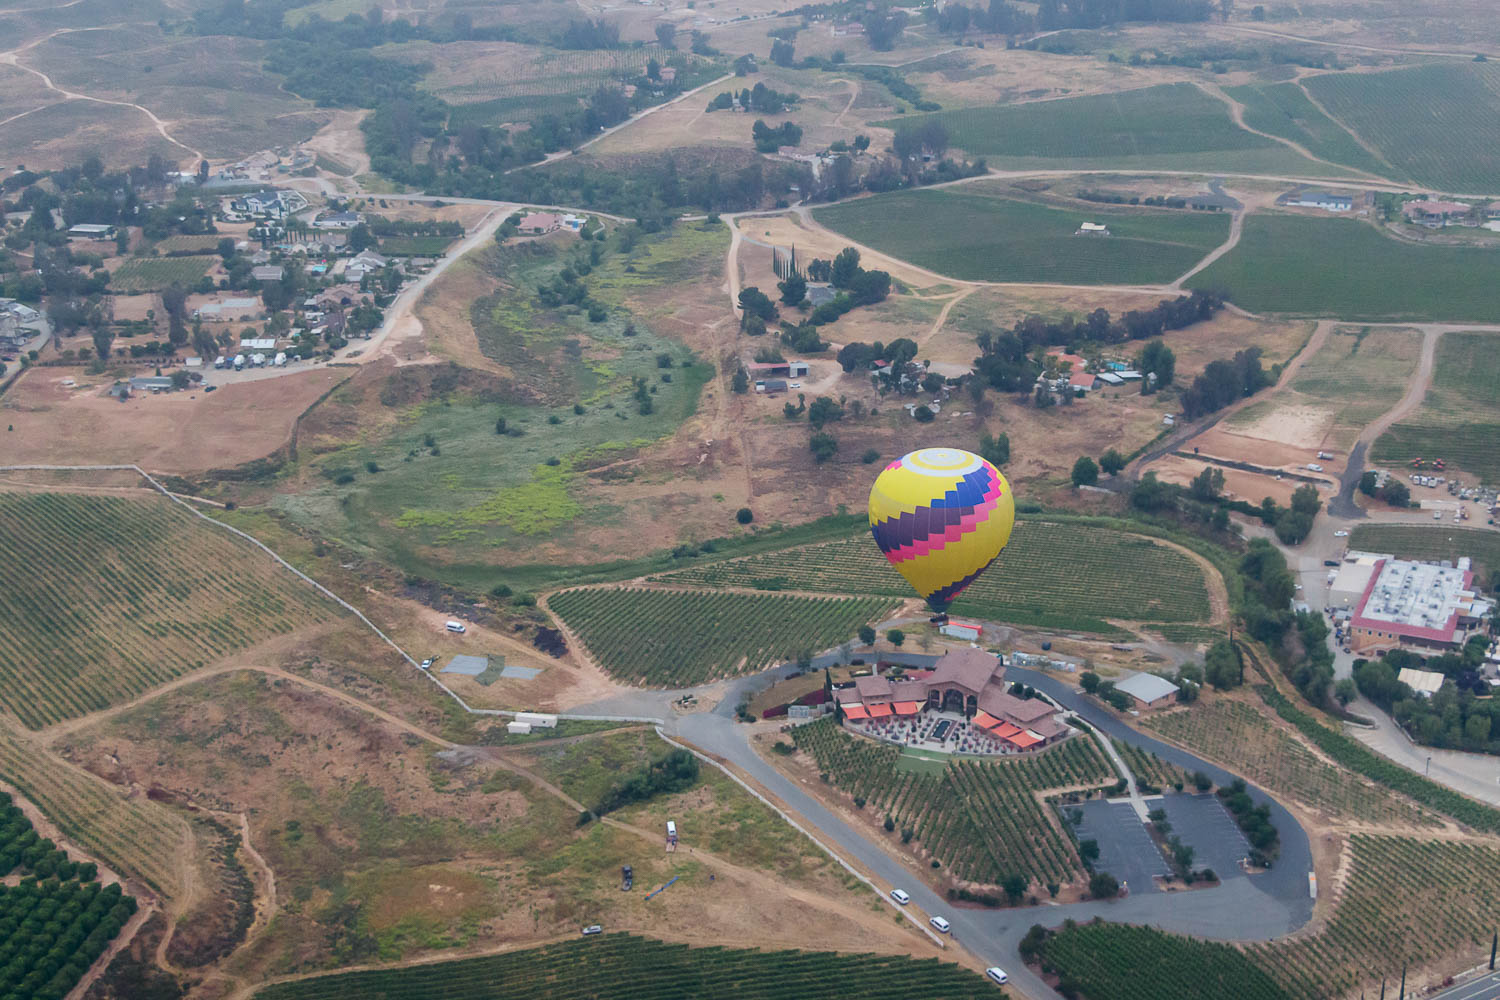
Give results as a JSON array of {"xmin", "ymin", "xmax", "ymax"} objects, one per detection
[{"xmin": 736, "ymin": 507, "xmax": 754, "ymax": 524}]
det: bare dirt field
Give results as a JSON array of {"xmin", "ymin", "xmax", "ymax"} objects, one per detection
[
  {"xmin": 1147, "ymin": 453, "xmax": 1306, "ymax": 507},
  {"xmin": 0, "ymin": 365, "xmax": 346, "ymax": 473}
]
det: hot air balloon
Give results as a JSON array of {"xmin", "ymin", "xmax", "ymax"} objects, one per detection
[{"xmin": 868, "ymin": 447, "xmax": 1015, "ymax": 611}]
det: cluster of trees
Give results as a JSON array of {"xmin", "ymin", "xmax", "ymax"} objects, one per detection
[
  {"xmin": 1358, "ymin": 471, "xmax": 1411, "ymax": 508},
  {"xmin": 589, "ymin": 749, "xmax": 700, "ymax": 816},
  {"xmin": 1079, "ymin": 671, "xmax": 1135, "ymax": 711},
  {"xmin": 193, "ymin": 1, "xmax": 514, "ymax": 46},
  {"xmin": 1216, "ymin": 778, "xmax": 1280, "ymax": 867},
  {"xmin": 1036, "ymin": 0, "xmax": 1215, "ymax": 30},
  {"xmin": 836, "ymin": 336, "xmax": 917, "ymax": 373},
  {"xmin": 926, "ymin": 0, "xmax": 1032, "ymax": 36},
  {"xmin": 707, "ymin": 83, "xmax": 800, "ymax": 114},
  {"xmin": 752, "ymin": 119, "xmax": 804, "ymax": 152},
  {"xmin": 793, "ymin": 248, "xmax": 892, "ymax": 327},
  {"xmin": 1356, "ymin": 641, "xmax": 1500, "ymax": 753},
  {"xmin": 1178, "ymin": 346, "xmax": 1272, "ymax": 420},
  {"xmin": 1236, "ymin": 539, "xmax": 1337, "ymax": 706}
]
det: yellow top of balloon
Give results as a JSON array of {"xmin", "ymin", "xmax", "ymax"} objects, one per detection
[{"xmin": 868, "ymin": 447, "xmax": 1015, "ymax": 610}]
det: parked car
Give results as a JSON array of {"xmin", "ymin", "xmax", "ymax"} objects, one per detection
[
  {"xmin": 889, "ymin": 889, "xmax": 910, "ymax": 905},
  {"xmin": 929, "ymin": 916, "xmax": 950, "ymax": 934},
  {"xmin": 622, "ymin": 865, "xmax": 633, "ymax": 891},
  {"xmin": 419, "ymin": 658, "xmax": 435, "ymax": 670},
  {"xmin": 1334, "ymin": 530, "xmax": 1349, "ymax": 537},
  {"xmin": 1324, "ymin": 560, "xmax": 1340, "ymax": 567},
  {"xmin": 445, "ymin": 620, "xmax": 467, "ymax": 633},
  {"xmin": 582, "ymin": 925, "xmax": 603, "ymax": 936},
  {"xmin": 986, "ymin": 967, "xmax": 1009, "ymax": 985}
]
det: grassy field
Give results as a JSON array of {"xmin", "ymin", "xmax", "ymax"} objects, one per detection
[
  {"xmin": 110, "ymin": 255, "xmax": 213, "ymax": 293},
  {"xmin": 1143, "ymin": 700, "xmax": 1435, "ymax": 827},
  {"xmin": 658, "ymin": 520, "xmax": 1214, "ymax": 634},
  {"xmin": 0, "ymin": 491, "xmax": 340, "ymax": 728},
  {"xmin": 1371, "ymin": 331, "xmax": 1500, "ymax": 481},
  {"xmin": 879, "ymin": 84, "xmax": 1333, "ymax": 175},
  {"xmin": 256, "ymin": 933, "xmax": 996, "ymax": 999},
  {"xmin": 814, "ymin": 189, "xmax": 1230, "ymax": 284},
  {"xmin": 546, "ymin": 589, "xmax": 897, "ymax": 686},
  {"xmin": 1303, "ymin": 63, "xmax": 1500, "ymax": 192},
  {"xmin": 1224, "ymin": 81, "xmax": 1393, "ymax": 178},
  {"xmin": 151, "ymin": 235, "xmax": 224, "ymax": 254},
  {"xmin": 1037, "ymin": 921, "xmax": 1289, "ymax": 1000},
  {"xmin": 1347, "ymin": 525, "xmax": 1500, "ymax": 582},
  {"xmin": 0, "ymin": 724, "xmax": 189, "ymax": 896},
  {"xmin": 792, "ymin": 717, "xmax": 1114, "ymax": 889},
  {"xmin": 380, "ymin": 235, "xmax": 456, "ymax": 256},
  {"xmin": 1188, "ymin": 215, "xmax": 1500, "ymax": 320}
]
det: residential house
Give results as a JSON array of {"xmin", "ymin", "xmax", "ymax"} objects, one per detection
[
  {"xmin": 312, "ymin": 210, "xmax": 363, "ymax": 230},
  {"xmin": 344, "ymin": 249, "xmax": 389, "ymax": 281},
  {"xmin": 659, "ymin": 66, "xmax": 677, "ymax": 83},
  {"xmin": 1403, "ymin": 199, "xmax": 1473, "ymax": 227},
  {"xmin": 1075, "ymin": 222, "xmax": 1110, "ymax": 235},
  {"xmin": 1069, "ymin": 370, "xmax": 1099, "ymax": 392},
  {"xmin": 67, "ymin": 223, "xmax": 116, "ymax": 240},
  {"xmin": 517, "ymin": 212, "xmax": 563, "ymax": 235},
  {"xmin": 0, "ymin": 313, "xmax": 25, "ymax": 349},
  {"xmin": 1284, "ymin": 190, "xmax": 1354, "ymax": 212},
  {"xmin": 251, "ymin": 265, "xmax": 285, "ymax": 283}
]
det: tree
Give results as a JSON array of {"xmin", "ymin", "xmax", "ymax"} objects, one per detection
[
  {"xmin": 1190, "ymin": 465, "xmax": 1224, "ymax": 501},
  {"xmin": 830, "ymin": 247, "xmax": 861, "ymax": 288},
  {"xmin": 160, "ymin": 283, "xmax": 188, "ymax": 347},
  {"xmin": 736, "ymin": 507, "xmax": 754, "ymax": 524},
  {"xmin": 807, "ymin": 396, "xmax": 844, "ymax": 429},
  {"xmin": 778, "ymin": 272, "xmax": 807, "ymax": 305},
  {"xmin": 980, "ymin": 431, "xmax": 1010, "ymax": 467},
  {"xmin": 1088, "ymin": 871, "xmax": 1119, "ymax": 899},
  {"xmin": 1334, "ymin": 677, "xmax": 1357, "ymax": 707},
  {"xmin": 731, "ymin": 367, "xmax": 749, "ymax": 393},
  {"xmin": 770, "ymin": 38, "xmax": 795, "ymax": 66},
  {"xmin": 90, "ymin": 326, "xmax": 113, "ymax": 362},
  {"xmin": 655, "ymin": 23, "xmax": 676, "ymax": 47},
  {"xmin": 859, "ymin": 625, "xmax": 877, "ymax": 645},
  {"xmin": 1098, "ymin": 448, "xmax": 1125, "ymax": 476},
  {"xmin": 887, "ymin": 628, "xmax": 905, "ymax": 647},
  {"xmin": 1203, "ymin": 639, "xmax": 1242, "ymax": 690},
  {"xmin": 1137, "ymin": 338, "xmax": 1175, "ymax": 388},
  {"xmin": 1290, "ymin": 483, "xmax": 1322, "ymax": 518},
  {"xmin": 217, "ymin": 236, "xmax": 237, "ymax": 261},
  {"xmin": 1080, "ymin": 671, "xmax": 1101, "ymax": 694},
  {"xmin": 1380, "ymin": 479, "xmax": 1411, "ymax": 507},
  {"xmin": 1078, "ymin": 839, "xmax": 1100, "ymax": 863},
  {"xmin": 853, "ymin": 134, "xmax": 870, "ymax": 151},
  {"xmin": 1071, "ymin": 455, "xmax": 1099, "ymax": 487},
  {"xmin": 738, "ymin": 286, "xmax": 777, "ymax": 323},
  {"xmin": 1358, "ymin": 470, "xmax": 1379, "ymax": 497},
  {"xmin": 1002, "ymin": 873, "xmax": 1027, "ymax": 903},
  {"xmin": 809, "ymin": 431, "xmax": 838, "ymax": 463}
]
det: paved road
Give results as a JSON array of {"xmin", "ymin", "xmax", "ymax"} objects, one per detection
[
  {"xmin": 1434, "ymin": 970, "xmax": 1500, "ymax": 1000},
  {"xmin": 575, "ymin": 652, "xmax": 1314, "ymax": 1000}
]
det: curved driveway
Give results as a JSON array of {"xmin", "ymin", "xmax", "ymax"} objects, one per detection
[{"xmin": 577, "ymin": 652, "xmax": 1314, "ymax": 1000}]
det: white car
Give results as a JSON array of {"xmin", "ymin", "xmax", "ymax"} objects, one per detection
[
  {"xmin": 789, "ymin": 382, "xmax": 802, "ymax": 389},
  {"xmin": 1334, "ymin": 530, "xmax": 1349, "ymax": 537},
  {"xmin": 929, "ymin": 916, "xmax": 950, "ymax": 934},
  {"xmin": 889, "ymin": 888, "xmax": 910, "ymax": 905},
  {"xmin": 581, "ymin": 924, "xmax": 603, "ymax": 936},
  {"xmin": 445, "ymin": 620, "xmax": 467, "ymax": 633},
  {"xmin": 986, "ymin": 967, "xmax": 1009, "ymax": 985},
  {"xmin": 419, "ymin": 658, "xmax": 435, "ymax": 670}
]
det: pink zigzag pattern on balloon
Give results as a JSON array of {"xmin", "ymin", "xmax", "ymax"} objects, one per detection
[{"xmin": 883, "ymin": 479, "xmax": 1003, "ymax": 564}]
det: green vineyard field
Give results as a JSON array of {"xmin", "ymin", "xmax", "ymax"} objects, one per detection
[
  {"xmin": 1037, "ymin": 921, "xmax": 1289, "ymax": 1000},
  {"xmin": 0, "ymin": 492, "xmax": 341, "ymax": 728},
  {"xmin": 108, "ymin": 255, "xmax": 213, "ymax": 292},
  {"xmin": 547, "ymin": 589, "xmax": 897, "ymax": 686},
  {"xmin": 256, "ymin": 933, "xmax": 996, "ymax": 999},
  {"xmin": 658, "ymin": 521, "xmax": 1212, "ymax": 633},
  {"xmin": 792, "ymin": 718, "xmax": 1114, "ymax": 887},
  {"xmin": 1223, "ymin": 82, "xmax": 1391, "ymax": 178}
]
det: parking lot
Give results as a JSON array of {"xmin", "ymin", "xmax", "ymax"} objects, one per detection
[
  {"xmin": 1069, "ymin": 799, "xmax": 1169, "ymax": 893},
  {"xmin": 1160, "ymin": 793, "xmax": 1251, "ymax": 878}
]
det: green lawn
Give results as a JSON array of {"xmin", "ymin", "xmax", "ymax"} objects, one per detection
[
  {"xmin": 1372, "ymin": 331, "xmax": 1500, "ymax": 480},
  {"xmin": 1188, "ymin": 214, "xmax": 1500, "ymax": 321},
  {"xmin": 814, "ymin": 188, "xmax": 1230, "ymax": 284},
  {"xmin": 1303, "ymin": 63, "xmax": 1500, "ymax": 192},
  {"xmin": 878, "ymin": 83, "xmax": 1336, "ymax": 175},
  {"xmin": 1224, "ymin": 81, "xmax": 1393, "ymax": 178}
]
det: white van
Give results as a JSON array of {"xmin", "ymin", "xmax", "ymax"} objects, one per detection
[
  {"xmin": 929, "ymin": 916, "xmax": 950, "ymax": 934},
  {"xmin": 985, "ymin": 967, "xmax": 1008, "ymax": 985},
  {"xmin": 666, "ymin": 821, "xmax": 677, "ymax": 839},
  {"xmin": 889, "ymin": 889, "xmax": 910, "ymax": 905},
  {"xmin": 444, "ymin": 620, "xmax": 466, "ymax": 633}
]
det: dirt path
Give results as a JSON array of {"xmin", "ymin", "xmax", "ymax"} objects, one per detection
[
  {"xmin": 918, "ymin": 287, "xmax": 975, "ymax": 348},
  {"xmin": 1294, "ymin": 81, "xmax": 1403, "ymax": 179},
  {"xmin": 829, "ymin": 78, "xmax": 861, "ymax": 128},
  {"xmin": 65, "ymin": 903, "xmax": 158, "ymax": 1000},
  {"xmin": 1194, "ymin": 81, "xmax": 1389, "ymax": 184},
  {"xmin": 1172, "ymin": 203, "xmax": 1243, "ymax": 290},
  {"xmin": 1356, "ymin": 325, "xmax": 1442, "ymax": 449},
  {"xmin": 1225, "ymin": 24, "xmax": 1492, "ymax": 60}
]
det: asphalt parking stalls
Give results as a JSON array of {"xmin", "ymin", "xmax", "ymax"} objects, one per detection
[
  {"xmin": 1160, "ymin": 793, "xmax": 1251, "ymax": 879},
  {"xmin": 1069, "ymin": 800, "xmax": 1169, "ymax": 893}
]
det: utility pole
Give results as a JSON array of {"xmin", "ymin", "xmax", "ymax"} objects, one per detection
[
  {"xmin": 1399, "ymin": 962, "xmax": 1406, "ymax": 1000},
  {"xmin": 1490, "ymin": 930, "xmax": 1496, "ymax": 970}
]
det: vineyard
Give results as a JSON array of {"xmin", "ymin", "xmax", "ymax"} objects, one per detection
[
  {"xmin": 1034, "ymin": 921, "xmax": 1289, "ymax": 1000},
  {"xmin": 1144, "ymin": 700, "xmax": 1436, "ymax": 828},
  {"xmin": 0, "ymin": 725, "xmax": 188, "ymax": 897},
  {"xmin": 108, "ymin": 255, "xmax": 213, "ymax": 293},
  {"xmin": 1347, "ymin": 526, "xmax": 1500, "ymax": 583},
  {"xmin": 0, "ymin": 790, "xmax": 139, "ymax": 1000},
  {"xmin": 791, "ymin": 718, "xmax": 1115, "ymax": 887},
  {"xmin": 1253, "ymin": 835, "xmax": 1500, "ymax": 998},
  {"xmin": 546, "ymin": 588, "xmax": 896, "ymax": 686},
  {"xmin": 256, "ymin": 933, "xmax": 996, "ymax": 999},
  {"xmin": 1110, "ymin": 740, "xmax": 1189, "ymax": 793},
  {"xmin": 0, "ymin": 491, "xmax": 342, "ymax": 728},
  {"xmin": 1372, "ymin": 331, "xmax": 1500, "ymax": 482},
  {"xmin": 1223, "ymin": 82, "xmax": 1391, "ymax": 178},
  {"xmin": 428, "ymin": 46, "xmax": 681, "ymax": 106},
  {"xmin": 1302, "ymin": 63, "xmax": 1500, "ymax": 192},
  {"xmin": 658, "ymin": 521, "xmax": 1213, "ymax": 633}
]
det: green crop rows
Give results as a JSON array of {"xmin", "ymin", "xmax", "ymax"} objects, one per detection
[
  {"xmin": 1224, "ymin": 82, "xmax": 1391, "ymax": 178},
  {"xmin": 814, "ymin": 189, "xmax": 1229, "ymax": 284},
  {"xmin": 256, "ymin": 932, "xmax": 996, "ymax": 999},
  {"xmin": 1372, "ymin": 331, "xmax": 1500, "ymax": 482},
  {"xmin": 658, "ymin": 521, "xmax": 1211, "ymax": 633},
  {"xmin": 0, "ymin": 790, "xmax": 139, "ymax": 1000},
  {"xmin": 0, "ymin": 492, "xmax": 341, "ymax": 728},
  {"xmin": 1188, "ymin": 214, "xmax": 1500, "ymax": 321},
  {"xmin": 1303, "ymin": 63, "xmax": 1500, "ymax": 192},
  {"xmin": 1109, "ymin": 740, "xmax": 1189, "ymax": 793},
  {"xmin": 1038, "ymin": 921, "xmax": 1289, "ymax": 1000},
  {"xmin": 792, "ymin": 717, "xmax": 1113, "ymax": 887},
  {"xmin": 1348, "ymin": 525, "xmax": 1500, "ymax": 582},
  {"xmin": 109, "ymin": 255, "xmax": 213, "ymax": 292},
  {"xmin": 1144, "ymin": 701, "xmax": 1434, "ymax": 827},
  {"xmin": 547, "ymin": 589, "xmax": 896, "ymax": 686}
]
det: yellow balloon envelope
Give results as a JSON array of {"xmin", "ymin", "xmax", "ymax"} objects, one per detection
[{"xmin": 868, "ymin": 447, "xmax": 1015, "ymax": 610}]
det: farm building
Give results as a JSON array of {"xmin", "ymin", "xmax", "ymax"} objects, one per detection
[
  {"xmin": 0, "ymin": 299, "xmax": 41, "ymax": 323},
  {"xmin": 749, "ymin": 361, "xmax": 809, "ymax": 378},
  {"xmin": 754, "ymin": 378, "xmax": 789, "ymax": 394},
  {"xmin": 1396, "ymin": 667, "xmax": 1446, "ymax": 697},
  {"xmin": 1075, "ymin": 222, "xmax": 1110, "ymax": 235},
  {"xmin": 518, "ymin": 212, "xmax": 563, "ymax": 235},
  {"xmin": 1347, "ymin": 557, "xmax": 1493, "ymax": 655},
  {"xmin": 67, "ymin": 223, "xmax": 116, "ymax": 239},
  {"xmin": 129, "ymin": 376, "xmax": 176, "ymax": 393},
  {"xmin": 507, "ymin": 721, "xmax": 533, "ymax": 735},
  {"xmin": 251, "ymin": 265, "xmax": 285, "ymax": 283},
  {"xmin": 834, "ymin": 648, "xmax": 1069, "ymax": 751},
  {"xmin": 515, "ymin": 712, "xmax": 557, "ymax": 729},
  {"xmin": 1113, "ymin": 671, "xmax": 1179, "ymax": 709},
  {"xmin": 1095, "ymin": 372, "xmax": 1125, "ymax": 387},
  {"xmin": 1069, "ymin": 371, "xmax": 1100, "ymax": 392},
  {"xmin": 1282, "ymin": 190, "xmax": 1354, "ymax": 212},
  {"xmin": 939, "ymin": 620, "xmax": 982, "ymax": 641},
  {"xmin": 312, "ymin": 210, "xmax": 363, "ymax": 229}
]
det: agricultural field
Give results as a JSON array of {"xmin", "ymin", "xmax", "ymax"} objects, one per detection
[
  {"xmin": 1348, "ymin": 526, "xmax": 1500, "ymax": 583},
  {"xmin": 0, "ymin": 856, "xmax": 138, "ymax": 1000},
  {"xmin": 1253, "ymin": 835, "xmax": 1500, "ymax": 998},
  {"xmin": 109, "ymin": 255, "xmax": 213, "ymax": 293},
  {"xmin": 1302, "ymin": 63, "xmax": 1500, "ymax": 193},
  {"xmin": 1110, "ymin": 740, "xmax": 1190, "ymax": 793},
  {"xmin": 879, "ymin": 84, "xmax": 1332, "ymax": 175},
  {"xmin": 0, "ymin": 725, "xmax": 189, "ymax": 897},
  {"xmin": 1188, "ymin": 215, "xmax": 1500, "ymax": 321},
  {"xmin": 1143, "ymin": 700, "xmax": 1436, "ymax": 828},
  {"xmin": 814, "ymin": 189, "xmax": 1230, "ymax": 284},
  {"xmin": 791, "ymin": 717, "xmax": 1115, "ymax": 888},
  {"xmin": 1036, "ymin": 921, "xmax": 1289, "ymax": 1000},
  {"xmin": 546, "ymin": 589, "xmax": 897, "ymax": 686},
  {"xmin": 1223, "ymin": 82, "xmax": 1393, "ymax": 179},
  {"xmin": 256, "ymin": 933, "xmax": 996, "ymax": 1000},
  {"xmin": 1372, "ymin": 331, "xmax": 1500, "ymax": 481},
  {"xmin": 150, "ymin": 235, "xmax": 224, "ymax": 254},
  {"xmin": 659, "ymin": 521, "xmax": 1214, "ymax": 634},
  {"xmin": 0, "ymin": 491, "xmax": 341, "ymax": 728},
  {"xmin": 1273, "ymin": 325, "xmax": 1420, "ymax": 450}
]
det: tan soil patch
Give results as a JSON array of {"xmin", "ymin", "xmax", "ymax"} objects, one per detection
[
  {"xmin": 1147, "ymin": 453, "xmax": 1304, "ymax": 507},
  {"xmin": 1225, "ymin": 402, "xmax": 1338, "ymax": 450}
]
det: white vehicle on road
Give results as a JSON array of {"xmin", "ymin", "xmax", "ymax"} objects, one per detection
[
  {"xmin": 986, "ymin": 967, "xmax": 1009, "ymax": 985},
  {"xmin": 929, "ymin": 916, "xmax": 950, "ymax": 934},
  {"xmin": 889, "ymin": 889, "xmax": 910, "ymax": 905},
  {"xmin": 1334, "ymin": 530, "xmax": 1349, "ymax": 537}
]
